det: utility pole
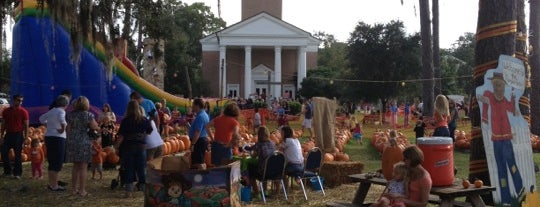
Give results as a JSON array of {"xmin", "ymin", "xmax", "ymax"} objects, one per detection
[
  {"xmin": 267, "ymin": 72, "xmax": 271, "ymax": 108},
  {"xmin": 220, "ymin": 59, "xmax": 224, "ymax": 99}
]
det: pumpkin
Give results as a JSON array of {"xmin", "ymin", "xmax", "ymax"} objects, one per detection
[
  {"xmin": 462, "ymin": 179, "xmax": 471, "ymax": 188},
  {"xmin": 21, "ymin": 153, "xmax": 28, "ymax": 162},
  {"xmin": 101, "ymin": 151, "xmax": 108, "ymax": 160},
  {"xmin": 107, "ymin": 152, "xmax": 120, "ymax": 165},
  {"xmin": 177, "ymin": 139, "xmax": 185, "ymax": 152},
  {"xmin": 381, "ymin": 145, "xmax": 404, "ymax": 180},
  {"xmin": 179, "ymin": 135, "xmax": 191, "ymax": 149},
  {"xmin": 334, "ymin": 153, "xmax": 350, "ymax": 161},
  {"xmin": 9, "ymin": 149, "xmax": 15, "ymax": 161},
  {"xmin": 474, "ymin": 179, "xmax": 483, "ymax": 188},
  {"xmin": 323, "ymin": 153, "xmax": 334, "ymax": 163}
]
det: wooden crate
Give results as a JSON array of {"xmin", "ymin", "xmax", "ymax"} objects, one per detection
[{"xmin": 320, "ymin": 161, "xmax": 364, "ymax": 188}]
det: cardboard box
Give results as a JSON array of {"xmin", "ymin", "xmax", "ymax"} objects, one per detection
[{"xmin": 145, "ymin": 155, "xmax": 242, "ymax": 207}]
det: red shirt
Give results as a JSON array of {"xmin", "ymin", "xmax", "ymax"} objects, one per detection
[
  {"xmin": 2, "ymin": 106, "xmax": 29, "ymax": 133},
  {"xmin": 213, "ymin": 115, "xmax": 239, "ymax": 144},
  {"xmin": 482, "ymin": 91, "xmax": 514, "ymax": 141}
]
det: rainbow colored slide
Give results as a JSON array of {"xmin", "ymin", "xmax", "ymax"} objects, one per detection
[{"xmin": 10, "ymin": 0, "xmax": 218, "ymax": 123}]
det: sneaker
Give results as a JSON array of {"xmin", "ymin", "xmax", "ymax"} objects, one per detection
[
  {"xmin": 48, "ymin": 185, "xmax": 66, "ymax": 191},
  {"xmin": 14, "ymin": 176, "xmax": 21, "ymax": 180}
]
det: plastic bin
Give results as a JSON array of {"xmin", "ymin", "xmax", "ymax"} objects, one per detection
[
  {"xmin": 310, "ymin": 177, "xmax": 325, "ymax": 191},
  {"xmin": 417, "ymin": 137, "xmax": 454, "ymax": 186}
]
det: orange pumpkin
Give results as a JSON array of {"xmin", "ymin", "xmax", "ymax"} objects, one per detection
[
  {"xmin": 21, "ymin": 153, "xmax": 28, "ymax": 162},
  {"xmin": 177, "ymin": 139, "xmax": 185, "ymax": 152},
  {"xmin": 9, "ymin": 149, "xmax": 15, "ymax": 161},
  {"xmin": 107, "ymin": 153, "xmax": 120, "ymax": 165},
  {"xmin": 381, "ymin": 145, "xmax": 404, "ymax": 180},
  {"xmin": 323, "ymin": 153, "xmax": 334, "ymax": 163},
  {"xmin": 462, "ymin": 179, "xmax": 471, "ymax": 188},
  {"xmin": 334, "ymin": 153, "xmax": 350, "ymax": 161},
  {"xmin": 474, "ymin": 179, "xmax": 483, "ymax": 188},
  {"xmin": 179, "ymin": 135, "xmax": 191, "ymax": 149}
]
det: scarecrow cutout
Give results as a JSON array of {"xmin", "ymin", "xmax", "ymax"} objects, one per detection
[{"xmin": 476, "ymin": 55, "xmax": 536, "ymax": 206}]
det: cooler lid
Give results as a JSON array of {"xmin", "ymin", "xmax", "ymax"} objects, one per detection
[{"xmin": 417, "ymin": 137, "xmax": 453, "ymax": 145}]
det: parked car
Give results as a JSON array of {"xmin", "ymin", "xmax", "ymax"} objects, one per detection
[{"xmin": 0, "ymin": 98, "xmax": 9, "ymax": 118}]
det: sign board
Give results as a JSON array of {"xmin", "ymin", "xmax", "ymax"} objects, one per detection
[{"xmin": 476, "ymin": 55, "xmax": 535, "ymax": 206}]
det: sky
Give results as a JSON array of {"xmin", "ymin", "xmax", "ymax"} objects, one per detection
[{"xmin": 182, "ymin": 0, "xmax": 479, "ymax": 49}]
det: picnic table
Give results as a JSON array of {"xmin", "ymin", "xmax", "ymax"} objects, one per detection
[{"xmin": 328, "ymin": 173, "xmax": 495, "ymax": 207}]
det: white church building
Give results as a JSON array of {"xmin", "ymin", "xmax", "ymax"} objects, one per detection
[{"xmin": 200, "ymin": 0, "xmax": 321, "ymax": 99}]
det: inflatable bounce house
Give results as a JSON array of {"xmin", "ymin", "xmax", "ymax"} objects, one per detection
[{"xmin": 10, "ymin": 0, "xmax": 220, "ymax": 124}]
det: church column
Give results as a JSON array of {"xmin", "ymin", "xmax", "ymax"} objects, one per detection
[
  {"xmin": 297, "ymin": 46, "xmax": 307, "ymax": 89},
  {"xmin": 274, "ymin": 46, "xmax": 282, "ymax": 99},
  {"xmin": 244, "ymin": 46, "xmax": 252, "ymax": 99},
  {"xmin": 219, "ymin": 46, "xmax": 227, "ymax": 98}
]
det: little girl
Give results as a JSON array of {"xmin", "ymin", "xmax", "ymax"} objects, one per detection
[
  {"xmin": 352, "ymin": 122, "xmax": 363, "ymax": 144},
  {"xmin": 371, "ymin": 162, "xmax": 408, "ymax": 207},
  {"xmin": 432, "ymin": 95, "xmax": 450, "ymax": 137},
  {"xmin": 30, "ymin": 139, "xmax": 44, "ymax": 179},
  {"xmin": 91, "ymin": 140, "xmax": 103, "ymax": 180}
]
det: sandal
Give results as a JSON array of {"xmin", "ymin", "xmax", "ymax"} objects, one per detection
[{"xmin": 79, "ymin": 191, "xmax": 90, "ymax": 197}]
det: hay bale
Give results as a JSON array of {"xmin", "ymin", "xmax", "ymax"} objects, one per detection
[{"xmin": 320, "ymin": 161, "xmax": 364, "ymax": 188}]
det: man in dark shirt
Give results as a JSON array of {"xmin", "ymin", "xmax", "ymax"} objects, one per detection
[{"xmin": 1, "ymin": 94, "xmax": 29, "ymax": 179}]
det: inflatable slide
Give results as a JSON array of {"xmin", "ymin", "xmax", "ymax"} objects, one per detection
[{"xmin": 10, "ymin": 0, "xmax": 219, "ymax": 124}]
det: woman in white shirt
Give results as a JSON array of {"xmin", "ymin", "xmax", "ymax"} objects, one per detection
[
  {"xmin": 280, "ymin": 126, "xmax": 304, "ymax": 176},
  {"xmin": 39, "ymin": 95, "xmax": 68, "ymax": 191}
]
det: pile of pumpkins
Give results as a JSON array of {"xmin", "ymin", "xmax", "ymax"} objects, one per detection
[
  {"xmin": 454, "ymin": 130, "xmax": 471, "ymax": 150},
  {"xmin": 371, "ymin": 129, "xmax": 409, "ymax": 153},
  {"xmin": 0, "ymin": 126, "xmax": 48, "ymax": 162},
  {"xmin": 301, "ymin": 129, "xmax": 352, "ymax": 163},
  {"xmin": 455, "ymin": 131, "xmax": 540, "ymax": 151},
  {"xmin": 162, "ymin": 134, "xmax": 191, "ymax": 156}
]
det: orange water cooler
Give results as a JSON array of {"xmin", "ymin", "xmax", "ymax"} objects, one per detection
[{"xmin": 417, "ymin": 137, "xmax": 454, "ymax": 186}]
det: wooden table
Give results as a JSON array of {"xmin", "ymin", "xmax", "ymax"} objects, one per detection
[{"xmin": 349, "ymin": 174, "xmax": 495, "ymax": 207}]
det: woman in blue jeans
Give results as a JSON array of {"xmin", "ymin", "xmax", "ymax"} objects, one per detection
[{"xmin": 116, "ymin": 100, "xmax": 153, "ymax": 198}]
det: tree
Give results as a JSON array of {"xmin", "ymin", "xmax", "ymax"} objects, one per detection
[
  {"xmin": 530, "ymin": 0, "xmax": 540, "ymax": 135},
  {"xmin": 161, "ymin": 2, "xmax": 225, "ymax": 98},
  {"xmin": 432, "ymin": 0, "xmax": 441, "ymax": 95},
  {"xmin": 469, "ymin": 0, "xmax": 517, "ymax": 204},
  {"xmin": 418, "ymin": 0, "xmax": 434, "ymax": 117},
  {"xmin": 347, "ymin": 21, "xmax": 422, "ymax": 102}
]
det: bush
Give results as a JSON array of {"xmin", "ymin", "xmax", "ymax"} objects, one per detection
[
  {"xmin": 253, "ymin": 101, "xmax": 267, "ymax": 109},
  {"xmin": 288, "ymin": 101, "xmax": 302, "ymax": 115}
]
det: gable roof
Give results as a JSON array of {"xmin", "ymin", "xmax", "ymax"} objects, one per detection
[{"xmin": 200, "ymin": 12, "xmax": 320, "ymax": 51}]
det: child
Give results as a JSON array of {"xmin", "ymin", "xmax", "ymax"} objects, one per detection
[
  {"xmin": 253, "ymin": 107, "xmax": 262, "ymax": 134},
  {"xmin": 352, "ymin": 122, "xmax": 363, "ymax": 145},
  {"xmin": 371, "ymin": 162, "xmax": 408, "ymax": 207},
  {"xmin": 277, "ymin": 114, "xmax": 289, "ymax": 130},
  {"xmin": 413, "ymin": 117, "xmax": 426, "ymax": 139},
  {"xmin": 91, "ymin": 140, "xmax": 103, "ymax": 180},
  {"xmin": 30, "ymin": 139, "xmax": 44, "ymax": 179},
  {"xmin": 432, "ymin": 95, "xmax": 450, "ymax": 137}
]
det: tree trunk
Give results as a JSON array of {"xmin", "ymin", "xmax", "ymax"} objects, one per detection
[
  {"xmin": 122, "ymin": 0, "xmax": 132, "ymax": 39},
  {"xmin": 184, "ymin": 65, "xmax": 193, "ymax": 99},
  {"xmin": 469, "ymin": 0, "xmax": 517, "ymax": 205},
  {"xmin": 516, "ymin": 0, "xmax": 530, "ymax": 123},
  {"xmin": 432, "ymin": 0, "xmax": 441, "ymax": 95},
  {"xmin": 530, "ymin": 0, "xmax": 540, "ymax": 135},
  {"xmin": 419, "ymin": 0, "xmax": 434, "ymax": 116}
]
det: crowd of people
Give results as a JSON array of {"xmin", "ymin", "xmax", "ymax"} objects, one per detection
[{"xmin": 0, "ymin": 90, "xmax": 444, "ymax": 206}]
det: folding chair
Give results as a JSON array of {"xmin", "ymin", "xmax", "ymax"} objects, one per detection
[
  {"xmin": 257, "ymin": 151, "xmax": 288, "ymax": 204},
  {"xmin": 294, "ymin": 147, "xmax": 325, "ymax": 200}
]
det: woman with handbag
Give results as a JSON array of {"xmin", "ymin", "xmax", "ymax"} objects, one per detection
[{"xmin": 65, "ymin": 96, "xmax": 100, "ymax": 196}]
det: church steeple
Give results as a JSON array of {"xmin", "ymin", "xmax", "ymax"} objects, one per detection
[{"xmin": 241, "ymin": 0, "xmax": 282, "ymax": 20}]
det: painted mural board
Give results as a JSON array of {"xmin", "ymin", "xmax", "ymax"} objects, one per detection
[{"xmin": 476, "ymin": 55, "xmax": 536, "ymax": 206}]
